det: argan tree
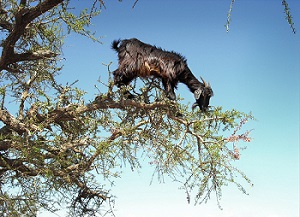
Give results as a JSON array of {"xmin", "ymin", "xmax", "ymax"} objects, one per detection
[{"xmin": 0, "ymin": 1, "xmax": 254, "ymax": 216}]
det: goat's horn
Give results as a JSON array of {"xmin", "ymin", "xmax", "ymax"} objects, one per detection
[{"xmin": 200, "ymin": 76, "xmax": 207, "ymax": 87}]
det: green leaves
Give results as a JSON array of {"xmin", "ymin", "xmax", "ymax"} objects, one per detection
[
  {"xmin": 225, "ymin": 0, "xmax": 296, "ymax": 33},
  {"xmin": 60, "ymin": 6, "xmax": 101, "ymax": 42},
  {"xmin": 282, "ymin": 0, "xmax": 296, "ymax": 34}
]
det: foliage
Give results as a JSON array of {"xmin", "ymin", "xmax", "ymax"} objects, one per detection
[
  {"xmin": 282, "ymin": 0, "xmax": 296, "ymax": 34},
  {"xmin": 133, "ymin": 0, "xmax": 297, "ymax": 33},
  {"xmin": 0, "ymin": 0, "xmax": 255, "ymax": 216}
]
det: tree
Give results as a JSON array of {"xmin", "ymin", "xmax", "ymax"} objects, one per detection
[{"xmin": 0, "ymin": 0, "xmax": 254, "ymax": 216}]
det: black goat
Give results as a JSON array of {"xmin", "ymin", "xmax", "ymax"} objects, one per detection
[{"xmin": 111, "ymin": 38, "xmax": 213, "ymax": 111}]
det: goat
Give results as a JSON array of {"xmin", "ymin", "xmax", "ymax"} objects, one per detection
[{"xmin": 111, "ymin": 38, "xmax": 213, "ymax": 111}]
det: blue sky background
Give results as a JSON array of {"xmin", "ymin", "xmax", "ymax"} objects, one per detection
[{"xmin": 44, "ymin": 0, "xmax": 299, "ymax": 216}]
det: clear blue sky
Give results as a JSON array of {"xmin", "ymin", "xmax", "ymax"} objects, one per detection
[{"xmin": 44, "ymin": 0, "xmax": 299, "ymax": 216}]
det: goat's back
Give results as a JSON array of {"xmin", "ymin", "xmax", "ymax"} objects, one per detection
[{"xmin": 113, "ymin": 38, "xmax": 188, "ymax": 78}]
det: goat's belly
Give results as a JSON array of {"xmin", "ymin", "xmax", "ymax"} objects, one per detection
[{"xmin": 139, "ymin": 62, "xmax": 161, "ymax": 77}]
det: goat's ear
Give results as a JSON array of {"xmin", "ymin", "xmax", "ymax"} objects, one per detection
[{"xmin": 194, "ymin": 88, "xmax": 202, "ymax": 100}]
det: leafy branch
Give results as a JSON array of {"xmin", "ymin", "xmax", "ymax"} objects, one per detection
[
  {"xmin": 225, "ymin": 0, "xmax": 296, "ymax": 33},
  {"xmin": 282, "ymin": 0, "xmax": 296, "ymax": 34}
]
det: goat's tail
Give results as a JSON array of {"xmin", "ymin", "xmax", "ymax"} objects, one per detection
[{"xmin": 111, "ymin": 39, "xmax": 121, "ymax": 52}]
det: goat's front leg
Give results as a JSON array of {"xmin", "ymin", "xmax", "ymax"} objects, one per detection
[
  {"xmin": 162, "ymin": 79, "xmax": 176, "ymax": 100},
  {"xmin": 112, "ymin": 69, "xmax": 134, "ymax": 87}
]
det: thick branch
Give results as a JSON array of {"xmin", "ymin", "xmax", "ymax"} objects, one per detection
[
  {"xmin": 0, "ymin": 154, "xmax": 38, "ymax": 176},
  {"xmin": 0, "ymin": 0, "xmax": 63, "ymax": 70},
  {"xmin": 30, "ymin": 97, "xmax": 171, "ymax": 126},
  {"xmin": 0, "ymin": 109, "xmax": 40, "ymax": 134},
  {"xmin": 12, "ymin": 50, "xmax": 58, "ymax": 62}
]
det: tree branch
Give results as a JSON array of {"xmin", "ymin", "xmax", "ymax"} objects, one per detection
[
  {"xmin": 0, "ymin": 108, "xmax": 40, "ymax": 134},
  {"xmin": 13, "ymin": 50, "xmax": 58, "ymax": 62},
  {"xmin": 0, "ymin": 0, "xmax": 63, "ymax": 71},
  {"xmin": 0, "ymin": 154, "xmax": 38, "ymax": 176}
]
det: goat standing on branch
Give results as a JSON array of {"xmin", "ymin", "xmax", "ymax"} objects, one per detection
[{"xmin": 111, "ymin": 38, "xmax": 213, "ymax": 111}]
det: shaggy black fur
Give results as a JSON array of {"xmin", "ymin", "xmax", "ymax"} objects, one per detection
[{"xmin": 111, "ymin": 38, "xmax": 213, "ymax": 111}]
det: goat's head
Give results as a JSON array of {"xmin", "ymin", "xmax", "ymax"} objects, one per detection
[
  {"xmin": 112, "ymin": 70, "xmax": 123, "ymax": 87},
  {"xmin": 192, "ymin": 77, "xmax": 213, "ymax": 111},
  {"xmin": 112, "ymin": 69, "xmax": 133, "ymax": 87}
]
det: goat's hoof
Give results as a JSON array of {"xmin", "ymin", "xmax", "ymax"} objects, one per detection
[
  {"xmin": 144, "ymin": 98, "xmax": 150, "ymax": 104},
  {"xmin": 166, "ymin": 92, "xmax": 176, "ymax": 101},
  {"xmin": 123, "ymin": 91, "xmax": 136, "ymax": 99},
  {"xmin": 175, "ymin": 112, "xmax": 183, "ymax": 117},
  {"xmin": 127, "ymin": 94, "xmax": 136, "ymax": 99}
]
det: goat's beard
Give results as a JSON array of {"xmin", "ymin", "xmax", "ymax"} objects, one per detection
[{"xmin": 192, "ymin": 100, "xmax": 208, "ymax": 111}]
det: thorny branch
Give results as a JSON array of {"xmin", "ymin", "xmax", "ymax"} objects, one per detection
[{"xmin": 225, "ymin": 0, "xmax": 296, "ymax": 33}]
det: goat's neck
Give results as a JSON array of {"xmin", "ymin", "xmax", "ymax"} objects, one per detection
[{"xmin": 179, "ymin": 67, "xmax": 203, "ymax": 93}]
